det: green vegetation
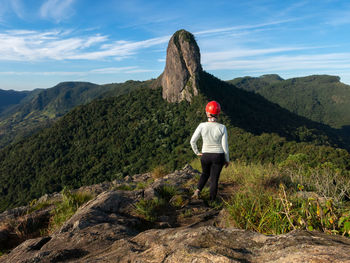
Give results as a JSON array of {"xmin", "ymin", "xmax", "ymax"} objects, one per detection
[
  {"xmin": 151, "ymin": 165, "xmax": 169, "ymax": 179},
  {"xmin": 134, "ymin": 198, "xmax": 168, "ymax": 222},
  {"xmin": 27, "ymin": 199, "xmax": 52, "ymax": 214},
  {"xmin": 0, "ymin": 89, "xmax": 29, "ymax": 114},
  {"xmin": 134, "ymin": 185, "xmax": 179, "ymax": 222},
  {"xmin": 156, "ymin": 185, "xmax": 179, "ymax": 201},
  {"xmin": 0, "ymin": 80, "xmax": 146, "ymax": 148},
  {"xmin": 1, "ymin": 72, "xmax": 350, "ymax": 212},
  {"xmin": 48, "ymin": 188, "xmax": 94, "ymax": 233},
  {"xmin": 229, "ymin": 74, "xmax": 350, "ymax": 130},
  {"xmin": 191, "ymin": 158, "xmax": 350, "ymax": 236}
]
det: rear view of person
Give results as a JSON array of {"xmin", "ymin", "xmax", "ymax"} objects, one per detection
[{"xmin": 190, "ymin": 101, "xmax": 230, "ymax": 201}]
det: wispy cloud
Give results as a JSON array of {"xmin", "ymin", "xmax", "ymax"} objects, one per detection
[
  {"xmin": 0, "ymin": 66, "xmax": 158, "ymax": 76},
  {"xmin": 202, "ymin": 46, "xmax": 323, "ymax": 64},
  {"xmin": 194, "ymin": 19, "xmax": 298, "ymax": 36},
  {"xmin": 325, "ymin": 11, "xmax": 350, "ymax": 26},
  {"xmin": 0, "ymin": 29, "xmax": 169, "ymax": 61},
  {"xmin": 68, "ymin": 35, "xmax": 170, "ymax": 60},
  {"xmin": 40, "ymin": 0, "xmax": 75, "ymax": 22},
  {"xmin": 10, "ymin": 0, "xmax": 25, "ymax": 19},
  {"xmin": 204, "ymin": 52, "xmax": 350, "ymax": 74}
]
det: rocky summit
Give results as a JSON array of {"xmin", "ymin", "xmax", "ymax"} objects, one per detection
[
  {"xmin": 1, "ymin": 165, "xmax": 350, "ymax": 262},
  {"xmin": 160, "ymin": 29, "xmax": 202, "ymax": 103}
]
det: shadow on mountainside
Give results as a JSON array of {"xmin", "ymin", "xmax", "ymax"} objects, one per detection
[{"xmin": 199, "ymin": 71, "xmax": 350, "ymax": 151}]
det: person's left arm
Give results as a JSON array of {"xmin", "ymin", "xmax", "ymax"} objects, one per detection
[{"xmin": 222, "ymin": 126, "xmax": 230, "ymax": 167}]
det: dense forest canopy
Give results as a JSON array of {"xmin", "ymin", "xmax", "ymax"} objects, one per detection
[
  {"xmin": 229, "ymin": 74, "xmax": 350, "ymax": 131},
  {"xmin": 1, "ymin": 72, "xmax": 350, "ymax": 212}
]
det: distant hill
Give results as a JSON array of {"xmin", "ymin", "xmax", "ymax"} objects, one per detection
[
  {"xmin": 1, "ymin": 30, "xmax": 350, "ymax": 212},
  {"xmin": 228, "ymin": 75, "xmax": 350, "ymax": 131},
  {"xmin": 0, "ymin": 80, "xmax": 146, "ymax": 148},
  {"xmin": 0, "ymin": 89, "xmax": 30, "ymax": 114}
]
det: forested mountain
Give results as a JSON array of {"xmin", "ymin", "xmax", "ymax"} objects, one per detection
[
  {"xmin": 1, "ymin": 30, "xmax": 350, "ymax": 212},
  {"xmin": 0, "ymin": 80, "xmax": 145, "ymax": 148},
  {"xmin": 228, "ymin": 75, "xmax": 350, "ymax": 131},
  {"xmin": 0, "ymin": 89, "xmax": 30, "ymax": 114},
  {"xmin": 1, "ymin": 73, "xmax": 350, "ymax": 211}
]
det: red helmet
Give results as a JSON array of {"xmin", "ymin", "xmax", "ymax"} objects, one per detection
[{"xmin": 205, "ymin": 101, "xmax": 221, "ymax": 115}]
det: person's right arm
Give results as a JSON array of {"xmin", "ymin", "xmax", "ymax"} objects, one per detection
[{"xmin": 190, "ymin": 124, "xmax": 202, "ymax": 155}]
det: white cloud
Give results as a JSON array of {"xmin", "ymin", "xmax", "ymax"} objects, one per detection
[
  {"xmin": 0, "ymin": 29, "xmax": 169, "ymax": 61},
  {"xmin": 40, "ymin": 0, "xmax": 75, "ymax": 22},
  {"xmin": 0, "ymin": 66, "xmax": 158, "ymax": 76},
  {"xmin": 194, "ymin": 19, "xmax": 298, "ymax": 36},
  {"xmin": 10, "ymin": 0, "xmax": 25, "ymax": 19},
  {"xmin": 202, "ymin": 46, "xmax": 320, "ymax": 64},
  {"xmin": 89, "ymin": 67, "xmax": 138, "ymax": 74},
  {"xmin": 204, "ymin": 52, "xmax": 350, "ymax": 74},
  {"xmin": 62, "ymin": 35, "xmax": 170, "ymax": 60}
]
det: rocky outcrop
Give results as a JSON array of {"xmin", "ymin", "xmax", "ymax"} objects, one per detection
[
  {"xmin": 160, "ymin": 30, "xmax": 202, "ymax": 103},
  {"xmin": 1, "ymin": 165, "xmax": 350, "ymax": 262}
]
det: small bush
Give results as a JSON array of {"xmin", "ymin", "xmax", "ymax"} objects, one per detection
[
  {"xmin": 181, "ymin": 209, "xmax": 193, "ymax": 218},
  {"xmin": 152, "ymin": 165, "xmax": 168, "ymax": 179},
  {"xmin": 48, "ymin": 188, "xmax": 93, "ymax": 233},
  {"xmin": 156, "ymin": 185, "xmax": 179, "ymax": 201},
  {"xmin": 134, "ymin": 198, "xmax": 167, "ymax": 222},
  {"xmin": 27, "ymin": 199, "xmax": 53, "ymax": 214},
  {"xmin": 280, "ymin": 157, "xmax": 350, "ymax": 202},
  {"xmin": 169, "ymin": 195, "xmax": 185, "ymax": 208},
  {"xmin": 225, "ymin": 187, "xmax": 289, "ymax": 234},
  {"xmin": 279, "ymin": 184, "xmax": 350, "ymax": 236}
]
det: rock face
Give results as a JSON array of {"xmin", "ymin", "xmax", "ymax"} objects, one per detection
[
  {"xmin": 1, "ymin": 165, "xmax": 350, "ymax": 262},
  {"xmin": 161, "ymin": 29, "xmax": 202, "ymax": 103}
]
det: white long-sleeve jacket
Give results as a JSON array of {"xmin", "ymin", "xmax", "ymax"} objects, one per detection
[{"xmin": 190, "ymin": 122, "xmax": 229, "ymax": 162}]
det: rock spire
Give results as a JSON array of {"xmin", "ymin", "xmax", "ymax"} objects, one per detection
[{"xmin": 161, "ymin": 29, "xmax": 202, "ymax": 103}]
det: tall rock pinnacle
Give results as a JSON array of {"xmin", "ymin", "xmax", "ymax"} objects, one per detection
[{"xmin": 161, "ymin": 30, "xmax": 202, "ymax": 103}]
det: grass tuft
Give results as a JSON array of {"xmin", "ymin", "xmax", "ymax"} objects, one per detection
[
  {"xmin": 152, "ymin": 165, "xmax": 168, "ymax": 179},
  {"xmin": 134, "ymin": 197, "xmax": 167, "ymax": 222},
  {"xmin": 48, "ymin": 188, "xmax": 94, "ymax": 233}
]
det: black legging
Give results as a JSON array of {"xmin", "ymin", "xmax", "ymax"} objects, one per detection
[{"xmin": 198, "ymin": 153, "xmax": 225, "ymax": 200}]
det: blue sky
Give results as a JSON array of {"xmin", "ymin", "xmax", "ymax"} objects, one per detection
[{"xmin": 1, "ymin": 0, "xmax": 350, "ymax": 90}]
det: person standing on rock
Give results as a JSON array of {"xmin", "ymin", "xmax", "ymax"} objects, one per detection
[{"xmin": 190, "ymin": 101, "xmax": 230, "ymax": 201}]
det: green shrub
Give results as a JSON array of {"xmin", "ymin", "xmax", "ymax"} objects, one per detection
[
  {"xmin": 280, "ymin": 156, "xmax": 350, "ymax": 202},
  {"xmin": 279, "ymin": 184, "xmax": 350, "ymax": 236},
  {"xmin": 225, "ymin": 187, "xmax": 289, "ymax": 234},
  {"xmin": 134, "ymin": 197, "xmax": 167, "ymax": 222},
  {"xmin": 49, "ymin": 188, "xmax": 93, "ymax": 233},
  {"xmin": 27, "ymin": 199, "xmax": 53, "ymax": 214},
  {"xmin": 156, "ymin": 185, "xmax": 179, "ymax": 201}
]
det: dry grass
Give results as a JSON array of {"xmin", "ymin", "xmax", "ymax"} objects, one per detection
[{"xmin": 151, "ymin": 165, "xmax": 169, "ymax": 179}]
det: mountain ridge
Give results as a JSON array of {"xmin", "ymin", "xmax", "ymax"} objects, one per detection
[
  {"xmin": 0, "ymin": 80, "xmax": 148, "ymax": 148},
  {"xmin": 228, "ymin": 74, "xmax": 350, "ymax": 131}
]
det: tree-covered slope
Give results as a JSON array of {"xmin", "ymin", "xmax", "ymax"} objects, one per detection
[
  {"xmin": 0, "ymin": 89, "xmax": 30, "ymax": 114},
  {"xmin": 228, "ymin": 74, "xmax": 350, "ymax": 130},
  {"xmin": 1, "ymin": 74, "xmax": 350, "ymax": 212},
  {"xmin": 0, "ymin": 80, "xmax": 144, "ymax": 148}
]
